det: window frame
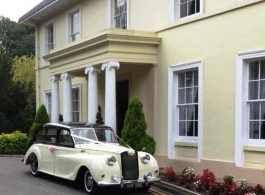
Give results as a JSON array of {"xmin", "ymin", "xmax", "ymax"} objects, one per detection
[
  {"xmin": 43, "ymin": 20, "xmax": 55, "ymax": 56},
  {"xmin": 171, "ymin": 0, "xmax": 203, "ymax": 22},
  {"xmin": 43, "ymin": 90, "xmax": 52, "ymax": 121},
  {"xmin": 108, "ymin": 0, "xmax": 129, "ymax": 29},
  {"xmin": 235, "ymin": 50, "xmax": 265, "ymax": 166},
  {"xmin": 168, "ymin": 60, "xmax": 203, "ymax": 159},
  {"xmin": 66, "ymin": 5, "xmax": 81, "ymax": 43},
  {"xmin": 72, "ymin": 84, "xmax": 81, "ymax": 122}
]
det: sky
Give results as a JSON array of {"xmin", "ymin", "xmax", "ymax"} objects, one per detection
[{"xmin": 0, "ymin": 0, "xmax": 43, "ymax": 22}]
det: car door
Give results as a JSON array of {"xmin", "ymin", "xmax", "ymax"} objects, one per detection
[
  {"xmin": 54, "ymin": 128, "xmax": 77, "ymax": 179},
  {"xmin": 38, "ymin": 126, "xmax": 57, "ymax": 175}
]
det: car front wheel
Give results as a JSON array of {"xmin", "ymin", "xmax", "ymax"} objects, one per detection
[
  {"xmin": 84, "ymin": 169, "xmax": 97, "ymax": 194},
  {"xmin": 30, "ymin": 153, "xmax": 39, "ymax": 176}
]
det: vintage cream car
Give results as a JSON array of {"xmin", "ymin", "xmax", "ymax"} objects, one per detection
[{"xmin": 23, "ymin": 122, "xmax": 161, "ymax": 194}]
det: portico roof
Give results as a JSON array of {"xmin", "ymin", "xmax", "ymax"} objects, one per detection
[{"xmin": 43, "ymin": 28, "xmax": 161, "ymax": 75}]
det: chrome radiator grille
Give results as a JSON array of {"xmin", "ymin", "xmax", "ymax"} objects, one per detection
[{"xmin": 121, "ymin": 151, "xmax": 139, "ymax": 180}]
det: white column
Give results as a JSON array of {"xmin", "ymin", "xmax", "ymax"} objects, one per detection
[
  {"xmin": 101, "ymin": 62, "xmax": 120, "ymax": 133},
  {"xmin": 85, "ymin": 66, "xmax": 101, "ymax": 123},
  {"xmin": 60, "ymin": 73, "xmax": 74, "ymax": 123},
  {"xmin": 49, "ymin": 76, "xmax": 60, "ymax": 122}
]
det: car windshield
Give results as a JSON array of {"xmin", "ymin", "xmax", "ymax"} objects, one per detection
[{"xmin": 70, "ymin": 128, "xmax": 118, "ymax": 144}]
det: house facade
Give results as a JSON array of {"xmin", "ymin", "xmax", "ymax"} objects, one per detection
[{"xmin": 19, "ymin": 0, "xmax": 265, "ymax": 184}]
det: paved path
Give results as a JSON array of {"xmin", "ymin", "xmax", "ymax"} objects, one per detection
[{"xmin": 0, "ymin": 157, "xmax": 169, "ymax": 195}]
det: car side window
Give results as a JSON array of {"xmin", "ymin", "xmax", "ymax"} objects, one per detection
[
  {"xmin": 58, "ymin": 129, "xmax": 74, "ymax": 147},
  {"xmin": 36, "ymin": 127, "xmax": 57, "ymax": 144}
]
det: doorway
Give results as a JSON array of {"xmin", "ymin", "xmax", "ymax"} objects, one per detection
[{"xmin": 116, "ymin": 80, "xmax": 129, "ymax": 137}]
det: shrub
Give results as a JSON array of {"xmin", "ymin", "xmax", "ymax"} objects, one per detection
[
  {"xmin": 0, "ymin": 131, "xmax": 28, "ymax": 154},
  {"xmin": 96, "ymin": 105, "xmax": 104, "ymax": 125},
  {"xmin": 179, "ymin": 167, "xmax": 197, "ymax": 187},
  {"xmin": 121, "ymin": 97, "xmax": 156, "ymax": 155},
  {"xmin": 28, "ymin": 104, "xmax": 49, "ymax": 147},
  {"xmin": 201, "ymin": 169, "xmax": 216, "ymax": 190},
  {"xmin": 165, "ymin": 167, "xmax": 176, "ymax": 181}
]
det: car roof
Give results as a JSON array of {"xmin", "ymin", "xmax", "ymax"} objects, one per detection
[{"xmin": 43, "ymin": 122, "xmax": 112, "ymax": 129}]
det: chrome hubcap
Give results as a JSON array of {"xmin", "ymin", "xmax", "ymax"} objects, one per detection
[{"xmin": 85, "ymin": 172, "xmax": 93, "ymax": 192}]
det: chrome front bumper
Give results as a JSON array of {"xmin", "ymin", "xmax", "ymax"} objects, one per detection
[{"xmin": 97, "ymin": 177, "xmax": 161, "ymax": 188}]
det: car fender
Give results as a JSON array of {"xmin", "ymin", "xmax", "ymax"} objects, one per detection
[
  {"xmin": 138, "ymin": 151, "xmax": 160, "ymax": 179},
  {"xmin": 23, "ymin": 145, "xmax": 42, "ymax": 166},
  {"xmin": 72, "ymin": 153, "xmax": 121, "ymax": 182}
]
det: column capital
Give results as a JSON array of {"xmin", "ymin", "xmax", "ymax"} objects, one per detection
[
  {"xmin": 85, "ymin": 66, "xmax": 101, "ymax": 75},
  {"xmin": 49, "ymin": 76, "xmax": 60, "ymax": 83},
  {"xmin": 60, "ymin": 73, "xmax": 74, "ymax": 80},
  {"xmin": 101, "ymin": 62, "xmax": 120, "ymax": 71}
]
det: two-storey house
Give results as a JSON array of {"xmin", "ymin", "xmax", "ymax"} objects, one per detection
[{"xmin": 19, "ymin": 0, "xmax": 265, "ymax": 184}]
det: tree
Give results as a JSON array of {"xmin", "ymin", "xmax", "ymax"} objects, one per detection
[
  {"xmin": 121, "ymin": 97, "xmax": 156, "ymax": 155},
  {"xmin": 0, "ymin": 16, "xmax": 35, "ymax": 59},
  {"xmin": 0, "ymin": 53, "xmax": 28, "ymax": 133},
  {"xmin": 12, "ymin": 56, "xmax": 36, "ymax": 132},
  {"xmin": 28, "ymin": 105, "xmax": 49, "ymax": 147},
  {"xmin": 96, "ymin": 105, "xmax": 104, "ymax": 125}
]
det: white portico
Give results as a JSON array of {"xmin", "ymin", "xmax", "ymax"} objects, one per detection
[{"xmin": 43, "ymin": 29, "xmax": 160, "ymax": 132}]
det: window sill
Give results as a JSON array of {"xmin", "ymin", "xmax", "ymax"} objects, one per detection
[
  {"xmin": 174, "ymin": 141, "xmax": 198, "ymax": 148},
  {"xmin": 243, "ymin": 145, "xmax": 265, "ymax": 152}
]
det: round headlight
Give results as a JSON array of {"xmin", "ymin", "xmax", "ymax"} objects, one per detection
[
  {"xmin": 141, "ymin": 154, "xmax": 151, "ymax": 164},
  {"xmin": 106, "ymin": 156, "xmax": 116, "ymax": 166}
]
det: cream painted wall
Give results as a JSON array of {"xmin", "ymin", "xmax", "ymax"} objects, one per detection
[
  {"xmin": 81, "ymin": 0, "xmax": 108, "ymax": 38},
  {"xmin": 129, "ymin": 0, "xmax": 170, "ymax": 31},
  {"xmin": 156, "ymin": 2, "xmax": 265, "ymax": 160},
  {"xmin": 204, "ymin": 0, "xmax": 238, "ymax": 13}
]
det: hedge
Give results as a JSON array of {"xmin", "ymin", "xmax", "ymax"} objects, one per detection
[{"xmin": 0, "ymin": 131, "xmax": 28, "ymax": 154}]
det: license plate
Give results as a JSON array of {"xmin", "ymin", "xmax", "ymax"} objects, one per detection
[{"xmin": 124, "ymin": 182, "xmax": 143, "ymax": 189}]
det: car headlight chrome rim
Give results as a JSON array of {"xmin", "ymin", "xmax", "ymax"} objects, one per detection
[
  {"xmin": 112, "ymin": 173, "xmax": 119, "ymax": 181},
  {"xmin": 106, "ymin": 156, "xmax": 116, "ymax": 166},
  {"xmin": 141, "ymin": 154, "xmax": 151, "ymax": 164}
]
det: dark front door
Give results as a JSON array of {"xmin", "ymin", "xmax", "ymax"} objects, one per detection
[{"xmin": 116, "ymin": 80, "xmax": 129, "ymax": 137}]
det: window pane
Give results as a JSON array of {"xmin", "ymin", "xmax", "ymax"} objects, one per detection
[
  {"xmin": 249, "ymin": 102, "xmax": 259, "ymax": 120},
  {"xmin": 186, "ymin": 88, "xmax": 192, "ymax": 103},
  {"xmin": 187, "ymin": 0, "xmax": 195, "ymax": 15},
  {"xmin": 193, "ymin": 87, "xmax": 198, "ymax": 103},
  {"xmin": 187, "ymin": 120, "xmax": 194, "ymax": 136},
  {"xmin": 248, "ymin": 81, "xmax": 258, "ymax": 100},
  {"xmin": 249, "ymin": 121, "xmax": 259, "ymax": 139},
  {"xmin": 249, "ymin": 61, "xmax": 259, "ymax": 80},
  {"xmin": 261, "ymin": 60, "xmax": 265, "ymax": 79},
  {"xmin": 186, "ymin": 71, "xmax": 193, "ymax": 87},
  {"xmin": 181, "ymin": 0, "xmax": 187, "ymax": 3},
  {"xmin": 260, "ymin": 80, "xmax": 265, "ymax": 99},
  {"xmin": 260, "ymin": 121, "xmax": 265, "ymax": 139},
  {"xmin": 179, "ymin": 106, "xmax": 186, "ymax": 120},
  {"xmin": 196, "ymin": 0, "xmax": 200, "ymax": 13},
  {"xmin": 194, "ymin": 121, "xmax": 198, "ymax": 136},
  {"xmin": 261, "ymin": 102, "xmax": 265, "ymax": 120},
  {"xmin": 194, "ymin": 104, "xmax": 198, "ymax": 120},
  {"xmin": 187, "ymin": 105, "xmax": 194, "ymax": 120},
  {"xmin": 194, "ymin": 70, "xmax": 198, "ymax": 86},
  {"xmin": 180, "ymin": 3, "xmax": 187, "ymax": 18},
  {"xmin": 178, "ymin": 73, "xmax": 185, "ymax": 88},
  {"xmin": 179, "ymin": 121, "xmax": 186, "ymax": 136},
  {"xmin": 178, "ymin": 88, "xmax": 185, "ymax": 104}
]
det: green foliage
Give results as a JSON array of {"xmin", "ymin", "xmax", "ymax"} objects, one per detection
[
  {"xmin": 0, "ymin": 131, "xmax": 28, "ymax": 154},
  {"xmin": 121, "ymin": 97, "xmax": 156, "ymax": 155},
  {"xmin": 0, "ymin": 53, "xmax": 28, "ymax": 133},
  {"xmin": 96, "ymin": 105, "xmax": 104, "ymax": 125},
  {"xmin": 28, "ymin": 105, "xmax": 49, "ymax": 147},
  {"xmin": 0, "ymin": 16, "xmax": 35, "ymax": 59}
]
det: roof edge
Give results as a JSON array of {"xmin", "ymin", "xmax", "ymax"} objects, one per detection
[{"xmin": 18, "ymin": 0, "xmax": 57, "ymax": 24}]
